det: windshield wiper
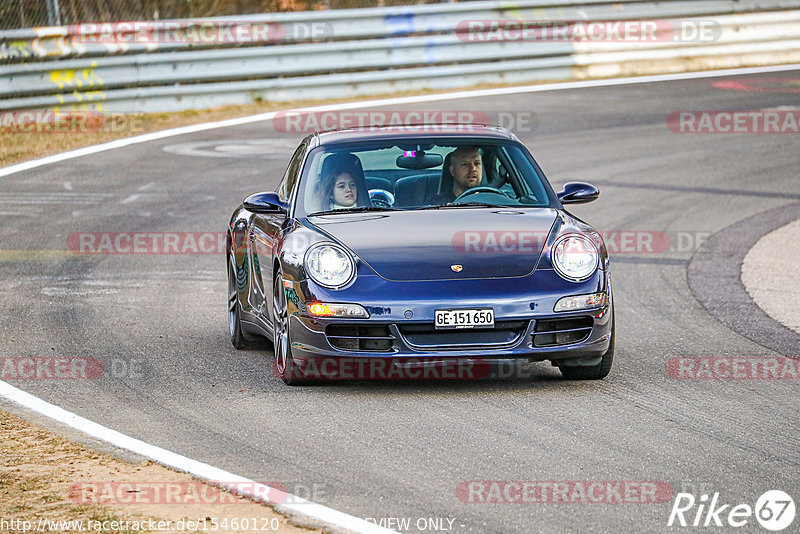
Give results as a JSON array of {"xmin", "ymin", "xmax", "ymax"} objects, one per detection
[
  {"xmin": 450, "ymin": 202, "xmax": 504, "ymax": 208},
  {"xmin": 415, "ymin": 202, "xmax": 509, "ymax": 210},
  {"xmin": 310, "ymin": 206, "xmax": 402, "ymax": 216}
]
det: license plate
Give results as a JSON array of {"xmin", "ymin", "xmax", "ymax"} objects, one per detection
[{"xmin": 434, "ymin": 308, "xmax": 494, "ymax": 329}]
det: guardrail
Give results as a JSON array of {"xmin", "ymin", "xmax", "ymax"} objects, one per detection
[
  {"xmin": 1, "ymin": 0, "xmax": 800, "ymax": 113},
  {"xmin": 5, "ymin": 0, "xmax": 795, "ymax": 60}
]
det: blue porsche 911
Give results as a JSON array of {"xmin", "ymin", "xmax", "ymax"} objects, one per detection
[{"xmin": 227, "ymin": 125, "xmax": 613, "ymax": 384}]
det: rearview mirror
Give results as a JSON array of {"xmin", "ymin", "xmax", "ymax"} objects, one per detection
[
  {"xmin": 243, "ymin": 192, "xmax": 288, "ymax": 213},
  {"xmin": 557, "ymin": 182, "xmax": 599, "ymax": 204},
  {"xmin": 396, "ymin": 151, "xmax": 444, "ymax": 170}
]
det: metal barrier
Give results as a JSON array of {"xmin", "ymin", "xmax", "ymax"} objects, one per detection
[{"xmin": 1, "ymin": 0, "xmax": 800, "ymax": 112}]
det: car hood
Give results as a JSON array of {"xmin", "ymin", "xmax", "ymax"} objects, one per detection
[{"xmin": 306, "ymin": 208, "xmax": 558, "ymax": 281}]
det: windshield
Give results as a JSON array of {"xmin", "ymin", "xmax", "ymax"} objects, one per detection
[{"xmin": 298, "ymin": 139, "xmax": 554, "ymax": 215}]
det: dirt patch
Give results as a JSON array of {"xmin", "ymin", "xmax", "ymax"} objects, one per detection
[
  {"xmin": 1, "ymin": 103, "xmax": 290, "ymax": 167},
  {"xmin": 0, "ymin": 410, "xmax": 321, "ymax": 533}
]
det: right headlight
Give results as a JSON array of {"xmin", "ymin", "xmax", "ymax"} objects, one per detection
[
  {"xmin": 304, "ymin": 243, "xmax": 355, "ymax": 289},
  {"xmin": 552, "ymin": 234, "xmax": 599, "ymax": 281}
]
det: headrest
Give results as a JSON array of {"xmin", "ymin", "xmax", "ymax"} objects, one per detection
[
  {"xmin": 317, "ymin": 152, "xmax": 369, "ymax": 208},
  {"xmin": 439, "ymin": 152, "xmax": 454, "ymax": 194},
  {"xmin": 320, "ymin": 153, "xmax": 364, "ymax": 181}
]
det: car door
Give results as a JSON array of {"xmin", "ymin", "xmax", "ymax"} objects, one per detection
[{"xmin": 250, "ymin": 141, "xmax": 307, "ymax": 320}]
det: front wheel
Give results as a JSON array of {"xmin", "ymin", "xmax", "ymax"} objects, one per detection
[
  {"xmin": 272, "ymin": 275, "xmax": 313, "ymax": 385},
  {"xmin": 228, "ymin": 260, "xmax": 249, "ymax": 350},
  {"xmin": 558, "ymin": 311, "xmax": 615, "ymax": 380}
]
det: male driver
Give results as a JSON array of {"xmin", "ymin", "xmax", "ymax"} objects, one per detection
[{"xmin": 430, "ymin": 146, "xmax": 483, "ymax": 204}]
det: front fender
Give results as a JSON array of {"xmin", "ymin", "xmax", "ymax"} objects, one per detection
[
  {"xmin": 228, "ymin": 208, "xmax": 259, "ymax": 316},
  {"xmin": 537, "ymin": 211, "xmax": 609, "ymax": 272},
  {"xmin": 277, "ymin": 220, "xmax": 348, "ymax": 284}
]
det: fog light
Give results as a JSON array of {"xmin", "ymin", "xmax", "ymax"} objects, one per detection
[
  {"xmin": 554, "ymin": 293, "xmax": 606, "ymax": 312},
  {"xmin": 307, "ymin": 302, "xmax": 369, "ymax": 318}
]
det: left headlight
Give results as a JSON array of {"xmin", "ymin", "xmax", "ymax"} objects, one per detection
[
  {"xmin": 304, "ymin": 243, "xmax": 355, "ymax": 289},
  {"xmin": 552, "ymin": 234, "xmax": 599, "ymax": 281}
]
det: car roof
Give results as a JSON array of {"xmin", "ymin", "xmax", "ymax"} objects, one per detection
[{"xmin": 312, "ymin": 124, "xmax": 519, "ymax": 146}]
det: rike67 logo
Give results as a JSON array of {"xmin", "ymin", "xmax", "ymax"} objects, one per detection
[{"xmin": 668, "ymin": 490, "xmax": 795, "ymax": 531}]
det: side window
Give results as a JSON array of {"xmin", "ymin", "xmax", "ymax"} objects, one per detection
[
  {"xmin": 495, "ymin": 159, "xmax": 516, "ymax": 197},
  {"xmin": 489, "ymin": 148, "xmax": 526, "ymax": 199},
  {"xmin": 484, "ymin": 149, "xmax": 511, "ymax": 190},
  {"xmin": 278, "ymin": 143, "xmax": 307, "ymax": 202}
]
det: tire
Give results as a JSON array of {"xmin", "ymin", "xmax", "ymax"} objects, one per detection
[
  {"xmin": 273, "ymin": 274, "xmax": 313, "ymax": 385},
  {"xmin": 228, "ymin": 259, "xmax": 249, "ymax": 350},
  {"xmin": 558, "ymin": 309, "xmax": 615, "ymax": 380}
]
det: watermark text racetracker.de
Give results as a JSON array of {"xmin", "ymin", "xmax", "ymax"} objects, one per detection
[
  {"xmin": 70, "ymin": 20, "xmax": 332, "ymax": 44},
  {"xmin": 451, "ymin": 230, "xmax": 709, "ymax": 254},
  {"xmin": 68, "ymin": 232, "xmax": 228, "ymax": 255},
  {"xmin": 270, "ymin": 110, "xmax": 535, "ymax": 134},
  {"xmin": 666, "ymin": 356, "xmax": 800, "ymax": 379},
  {"xmin": 456, "ymin": 19, "xmax": 721, "ymax": 43},
  {"xmin": 667, "ymin": 110, "xmax": 800, "ymax": 133},
  {"xmin": 1, "ymin": 357, "xmax": 103, "ymax": 380},
  {"xmin": 275, "ymin": 357, "xmax": 497, "ymax": 381},
  {"xmin": 0, "ymin": 357, "xmax": 144, "ymax": 380},
  {"xmin": 456, "ymin": 480, "xmax": 674, "ymax": 503},
  {"xmin": 1, "ymin": 110, "xmax": 150, "ymax": 134},
  {"xmin": 70, "ymin": 481, "xmax": 326, "ymax": 505}
]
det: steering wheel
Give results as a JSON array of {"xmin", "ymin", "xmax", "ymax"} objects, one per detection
[
  {"xmin": 369, "ymin": 188, "xmax": 395, "ymax": 209},
  {"xmin": 453, "ymin": 186, "xmax": 508, "ymax": 203}
]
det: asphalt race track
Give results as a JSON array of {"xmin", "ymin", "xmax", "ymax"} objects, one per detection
[{"xmin": 2, "ymin": 69, "xmax": 799, "ymax": 533}]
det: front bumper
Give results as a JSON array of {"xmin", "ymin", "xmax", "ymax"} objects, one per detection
[{"xmin": 285, "ymin": 268, "xmax": 613, "ymax": 364}]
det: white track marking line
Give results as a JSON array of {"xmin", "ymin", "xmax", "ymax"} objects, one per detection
[
  {"xmin": 1, "ymin": 63, "xmax": 799, "ymax": 180},
  {"xmin": 120, "ymin": 193, "xmax": 141, "ymax": 204},
  {"xmin": 0, "ymin": 380, "xmax": 398, "ymax": 534},
  {"xmin": 0, "ymin": 200, "xmax": 98, "ymax": 204},
  {"xmin": 120, "ymin": 182, "xmax": 156, "ymax": 203}
]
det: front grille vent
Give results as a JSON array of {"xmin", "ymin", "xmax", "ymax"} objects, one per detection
[
  {"xmin": 533, "ymin": 317, "xmax": 593, "ymax": 347},
  {"xmin": 398, "ymin": 321, "xmax": 527, "ymax": 349},
  {"xmin": 326, "ymin": 325, "xmax": 394, "ymax": 352}
]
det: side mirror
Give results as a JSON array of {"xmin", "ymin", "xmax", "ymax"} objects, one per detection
[
  {"xmin": 243, "ymin": 192, "xmax": 288, "ymax": 214},
  {"xmin": 557, "ymin": 182, "xmax": 599, "ymax": 204}
]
